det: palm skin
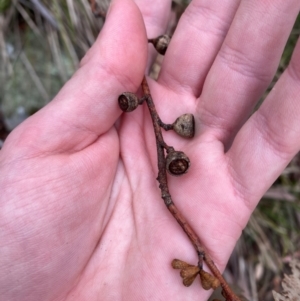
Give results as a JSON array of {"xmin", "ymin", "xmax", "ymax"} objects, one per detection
[{"xmin": 1, "ymin": 0, "xmax": 300, "ymax": 300}]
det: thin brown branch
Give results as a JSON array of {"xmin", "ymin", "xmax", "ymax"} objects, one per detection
[{"xmin": 141, "ymin": 76, "xmax": 241, "ymax": 301}]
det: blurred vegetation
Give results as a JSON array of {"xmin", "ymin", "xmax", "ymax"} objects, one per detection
[
  {"xmin": 0, "ymin": 1, "xmax": 299, "ymax": 301},
  {"xmin": 0, "ymin": 0, "xmax": 108, "ymax": 119}
]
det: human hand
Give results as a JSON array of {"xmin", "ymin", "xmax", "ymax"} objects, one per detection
[{"xmin": 1, "ymin": 0, "xmax": 300, "ymax": 300}]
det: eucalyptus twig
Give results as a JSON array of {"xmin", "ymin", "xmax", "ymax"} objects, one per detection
[
  {"xmin": 118, "ymin": 75, "xmax": 240, "ymax": 300},
  {"xmin": 140, "ymin": 76, "xmax": 241, "ymax": 301},
  {"xmin": 118, "ymin": 32, "xmax": 243, "ymax": 298},
  {"xmin": 89, "ymin": 1, "xmax": 241, "ymax": 297}
]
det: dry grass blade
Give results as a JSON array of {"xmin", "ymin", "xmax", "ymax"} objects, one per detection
[
  {"xmin": 264, "ymin": 187, "xmax": 297, "ymax": 202},
  {"xmin": 46, "ymin": 23, "xmax": 68, "ymax": 82},
  {"xmin": 15, "ymin": 1, "xmax": 42, "ymax": 37},
  {"xmin": 0, "ymin": 14, "xmax": 13, "ymax": 77},
  {"xmin": 66, "ymin": 0, "xmax": 78, "ymax": 29},
  {"xmin": 248, "ymin": 216, "xmax": 282, "ymax": 273},
  {"xmin": 30, "ymin": 0, "xmax": 58, "ymax": 29},
  {"xmin": 51, "ymin": 0, "xmax": 79, "ymax": 68},
  {"xmin": 19, "ymin": 51, "xmax": 49, "ymax": 103}
]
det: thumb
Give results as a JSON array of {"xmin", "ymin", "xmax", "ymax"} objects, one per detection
[{"xmin": 6, "ymin": 0, "xmax": 147, "ymax": 155}]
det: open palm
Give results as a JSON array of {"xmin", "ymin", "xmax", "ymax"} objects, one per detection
[{"xmin": 1, "ymin": 0, "xmax": 300, "ymax": 300}]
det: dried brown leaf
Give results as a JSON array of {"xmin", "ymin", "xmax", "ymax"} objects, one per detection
[
  {"xmin": 273, "ymin": 259, "xmax": 300, "ymax": 301},
  {"xmin": 171, "ymin": 258, "xmax": 194, "ymax": 269}
]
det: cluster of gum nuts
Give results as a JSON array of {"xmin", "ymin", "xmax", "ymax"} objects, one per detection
[
  {"xmin": 117, "ymin": 35, "xmax": 223, "ymax": 295},
  {"xmin": 117, "ymin": 34, "xmax": 195, "ymax": 177}
]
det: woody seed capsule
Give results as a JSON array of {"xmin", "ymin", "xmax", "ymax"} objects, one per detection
[
  {"xmin": 173, "ymin": 114, "xmax": 195, "ymax": 138},
  {"xmin": 166, "ymin": 150, "xmax": 190, "ymax": 176},
  {"xmin": 148, "ymin": 34, "xmax": 171, "ymax": 55},
  {"xmin": 118, "ymin": 92, "xmax": 139, "ymax": 112}
]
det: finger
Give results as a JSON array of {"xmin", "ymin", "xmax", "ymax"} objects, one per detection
[
  {"xmin": 7, "ymin": 0, "xmax": 147, "ymax": 154},
  {"xmin": 198, "ymin": 0, "xmax": 300, "ymax": 144},
  {"xmin": 134, "ymin": 0, "xmax": 171, "ymax": 37},
  {"xmin": 227, "ymin": 37, "xmax": 300, "ymax": 211},
  {"xmin": 158, "ymin": 0, "xmax": 241, "ymax": 96},
  {"xmin": 134, "ymin": 0, "xmax": 172, "ymax": 70}
]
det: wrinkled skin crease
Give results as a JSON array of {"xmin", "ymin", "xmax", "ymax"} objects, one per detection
[{"xmin": 1, "ymin": 0, "xmax": 300, "ymax": 300}]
